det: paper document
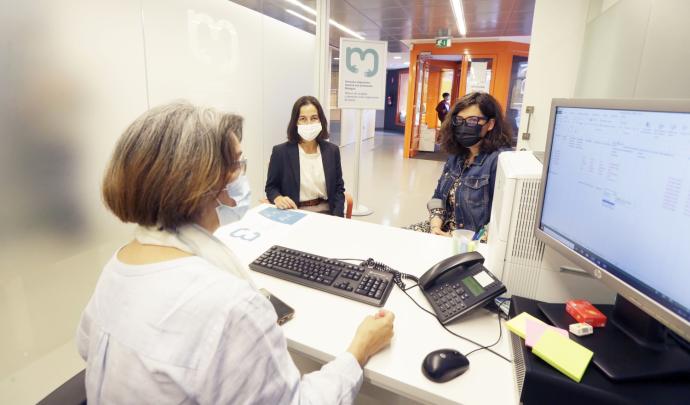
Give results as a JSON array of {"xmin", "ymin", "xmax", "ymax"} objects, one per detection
[{"xmin": 259, "ymin": 206, "xmax": 306, "ymax": 224}]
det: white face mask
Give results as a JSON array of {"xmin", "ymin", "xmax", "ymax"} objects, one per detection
[
  {"xmin": 297, "ymin": 122, "xmax": 322, "ymax": 141},
  {"xmin": 216, "ymin": 175, "xmax": 251, "ymax": 226}
]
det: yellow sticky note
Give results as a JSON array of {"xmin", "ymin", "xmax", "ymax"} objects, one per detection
[
  {"xmin": 532, "ymin": 329, "xmax": 594, "ymax": 383},
  {"xmin": 506, "ymin": 312, "xmax": 546, "ymax": 339}
]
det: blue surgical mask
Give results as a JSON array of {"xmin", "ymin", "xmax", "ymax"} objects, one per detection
[{"xmin": 216, "ymin": 175, "xmax": 251, "ymax": 226}]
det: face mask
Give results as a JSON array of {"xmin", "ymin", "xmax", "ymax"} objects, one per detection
[
  {"xmin": 216, "ymin": 175, "xmax": 251, "ymax": 226},
  {"xmin": 453, "ymin": 122, "xmax": 484, "ymax": 148},
  {"xmin": 297, "ymin": 122, "xmax": 322, "ymax": 141}
]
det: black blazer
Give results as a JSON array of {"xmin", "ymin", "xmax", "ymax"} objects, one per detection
[{"xmin": 265, "ymin": 140, "xmax": 346, "ymax": 217}]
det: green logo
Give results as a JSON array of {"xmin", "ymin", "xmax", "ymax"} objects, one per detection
[{"xmin": 346, "ymin": 47, "xmax": 379, "ymax": 77}]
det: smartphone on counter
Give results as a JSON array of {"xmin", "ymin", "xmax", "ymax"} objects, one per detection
[{"xmin": 259, "ymin": 288, "xmax": 295, "ymax": 325}]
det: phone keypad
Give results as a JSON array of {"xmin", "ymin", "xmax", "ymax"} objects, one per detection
[{"xmin": 431, "ymin": 282, "xmax": 469, "ymax": 319}]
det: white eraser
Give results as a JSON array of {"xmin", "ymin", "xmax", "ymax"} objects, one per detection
[{"xmin": 569, "ymin": 322, "xmax": 593, "ymax": 336}]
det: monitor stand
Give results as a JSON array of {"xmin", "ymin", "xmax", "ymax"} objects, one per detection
[{"xmin": 538, "ymin": 295, "xmax": 690, "ymax": 381}]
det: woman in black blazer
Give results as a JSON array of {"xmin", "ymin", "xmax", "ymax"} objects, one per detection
[{"xmin": 265, "ymin": 96, "xmax": 346, "ymax": 217}]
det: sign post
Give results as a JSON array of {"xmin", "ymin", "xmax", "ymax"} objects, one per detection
[{"xmin": 338, "ymin": 38, "xmax": 387, "ymax": 216}]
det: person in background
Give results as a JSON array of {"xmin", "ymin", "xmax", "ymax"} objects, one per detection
[
  {"xmin": 409, "ymin": 92, "xmax": 513, "ymax": 235},
  {"xmin": 435, "ymin": 92, "xmax": 451, "ymax": 124},
  {"xmin": 265, "ymin": 96, "xmax": 346, "ymax": 216},
  {"xmin": 78, "ymin": 102, "xmax": 394, "ymax": 404}
]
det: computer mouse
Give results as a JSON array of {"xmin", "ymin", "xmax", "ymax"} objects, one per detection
[{"xmin": 421, "ymin": 348, "xmax": 470, "ymax": 382}]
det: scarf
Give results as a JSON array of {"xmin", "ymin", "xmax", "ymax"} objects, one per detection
[{"xmin": 134, "ymin": 223, "xmax": 256, "ymax": 289}]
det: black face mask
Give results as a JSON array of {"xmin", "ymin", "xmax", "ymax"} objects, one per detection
[{"xmin": 453, "ymin": 122, "xmax": 484, "ymax": 148}]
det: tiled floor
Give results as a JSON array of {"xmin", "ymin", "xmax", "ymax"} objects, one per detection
[{"xmin": 338, "ymin": 131, "xmax": 445, "ymax": 228}]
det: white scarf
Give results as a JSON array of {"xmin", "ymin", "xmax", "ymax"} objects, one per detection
[{"xmin": 134, "ymin": 223, "xmax": 257, "ymax": 289}]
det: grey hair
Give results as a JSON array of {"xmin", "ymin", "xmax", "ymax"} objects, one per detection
[{"xmin": 103, "ymin": 101, "xmax": 244, "ymax": 230}]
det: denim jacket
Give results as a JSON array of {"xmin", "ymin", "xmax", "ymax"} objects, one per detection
[{"xmin": 428, "ymin": 148, "xmax": 510, "ymax": 232}]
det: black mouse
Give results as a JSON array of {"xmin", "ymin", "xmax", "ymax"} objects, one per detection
[{"xmin": 422, "ymin": 349, "xmax": 470, "ymax": 382}]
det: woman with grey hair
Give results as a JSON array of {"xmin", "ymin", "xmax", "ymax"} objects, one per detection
[{"xmin": 77, "ymin": 102, "xmax": 394, "ymax": 404}]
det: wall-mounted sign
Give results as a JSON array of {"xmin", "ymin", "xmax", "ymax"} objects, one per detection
[
  {"xmin": 338, "ymin": 38, "xmax": 388, "ymax": 110},
  {"xmin": 435, "ymin": 37, "xmax": 452, "ymax": 48}
]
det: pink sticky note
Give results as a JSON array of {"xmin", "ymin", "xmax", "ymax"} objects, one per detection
[{"xmin": 525, "ymin": 318, "xmax": 569, "ymax": 347}]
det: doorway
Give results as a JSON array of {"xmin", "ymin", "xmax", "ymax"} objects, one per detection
[
  {"xmin": 402, "ymin": 41, "xmax": 530, "ymax": 159},
  {"xmin": 409, "ymin": 55, "xmax": 465, "ymax": 162}
]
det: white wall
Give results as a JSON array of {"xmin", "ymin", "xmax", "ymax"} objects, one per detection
[
  {"xmin": 518, "ymin": 0, "xmax": 690, "ymax": 152},
  {"xmin": 515, "ymin": 0, "xmax": 591, "ymax": 151},
  {"xmin": 577, "ymin": 0, "xmax": 690, "ymax": 99},
  {"xmin": 0, "ymin": 1, "xmax": 314, "ymax": 403},
  {"xmin": 0, "ymin": 1, "xmax": 149, "ymax": 402}
]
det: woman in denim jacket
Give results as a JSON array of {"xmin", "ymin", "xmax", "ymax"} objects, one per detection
[{"xmin": 410, "ymin": 92, "xmax": 513, "ymax": 235}]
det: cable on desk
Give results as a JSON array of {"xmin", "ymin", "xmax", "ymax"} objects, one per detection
[{"xmin": 332, "ymin": 257, "xmax": 419, "ymax": 290}]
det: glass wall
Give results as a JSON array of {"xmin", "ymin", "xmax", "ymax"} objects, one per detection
[
  {"xmin": 465, "ymin": 58, "xmax": 493, "ymax": 94},
  {"xmin": 397, "ymin": 72, "xmax": 409, "ymax": 125},
  {"xmin": 507, "ymin": 55, "xmax": 528, "ymax": 145},
  {"xmin": 0, "ymin": 1, "xmax": 316, "ymax": 402}
]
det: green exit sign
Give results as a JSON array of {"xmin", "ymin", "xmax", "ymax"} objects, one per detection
[{"xmin": 435, "ymin": 37, "xmax": 452, "ymax": 48}]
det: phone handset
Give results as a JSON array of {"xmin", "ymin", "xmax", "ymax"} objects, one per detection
[
  {"xmin": 418, "ymin": 251, "xmax": 506, "ymax": 324},
  {"xmin": 418, "ymin": 251, "xmax": 485, "ymax": 290}
]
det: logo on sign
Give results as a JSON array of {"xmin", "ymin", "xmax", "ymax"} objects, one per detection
[{"xmin": 345, "ymin": 47, "xmax": 379, "ymax": 77}]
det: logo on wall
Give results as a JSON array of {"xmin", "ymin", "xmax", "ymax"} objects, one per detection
[
  {"xmin": 187, "ymin": 9, "xmax": 239, "ymax": 72},
  {"xmin": 345, "ymin": 47, "xmax": 379, "ymax": 77}
]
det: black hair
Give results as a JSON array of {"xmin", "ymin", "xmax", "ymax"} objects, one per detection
[{"xmin": 439, "ymin": 92, "xmax": 512, "ymax": 155}]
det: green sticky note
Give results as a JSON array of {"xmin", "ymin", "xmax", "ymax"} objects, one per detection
[
  {"xmin": 506, "ymin": 312, "xmax": 546, "ymax": 339},
  {"xmin": 532, "ymin": 329, "xmax": 594, "ymax": 383}
]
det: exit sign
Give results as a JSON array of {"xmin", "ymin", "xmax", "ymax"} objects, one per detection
[{"xmin": 435, "ymin": 37, "xmax": 452, "ymax": 48}]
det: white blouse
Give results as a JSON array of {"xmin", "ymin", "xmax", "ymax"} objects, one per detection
[
  {"xmin": 77, "ymin": 253, "xmax": 363, "ymax": 404},
  {"xmin": 298, "ymin": 144, "xmax": 328, "ymax": 202}
]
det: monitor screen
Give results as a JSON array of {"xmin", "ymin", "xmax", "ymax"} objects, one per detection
[{"xmin": 539, "ymin": 104, "xmax": 690, "ymax": 327}]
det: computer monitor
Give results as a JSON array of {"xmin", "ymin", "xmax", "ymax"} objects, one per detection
[{"xmin": 535, "ymin": 98, "xmax": 690, "ymax": 381}]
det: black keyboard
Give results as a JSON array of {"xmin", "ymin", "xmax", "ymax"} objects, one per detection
[{"xmin": 249, "ymin": 245, "xmax": 395, "ymax": 307}]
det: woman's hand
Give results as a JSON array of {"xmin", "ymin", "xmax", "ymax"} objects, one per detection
[
  {"xmin": 431, "ymin": 227, "xmax": 451, "ymax": 237},
  {"xmin": 347, "ymin": 310, "xmax": 395, "ymax": 367},
  {"xmin": 274, "ymin": 196, "xmax": 297, "ymax": 210},
  {"xmin": 430, "ymin": 217, "xmax": 450, "ymax": 237}
]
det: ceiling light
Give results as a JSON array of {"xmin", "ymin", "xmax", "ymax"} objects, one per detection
[
  {"xmin": 393, "ymin": 56, "xmax": 402, "ymax": 60},
  {"xmin": 286, "ymin": 0, "xmax": 314, "ymax": 15},
  {"xmin": 333, "ymin": 57, "xmax": 340, "ymax": 60},
  {"xmin": 328, "ymin": 20, "xmax": 365, "ymax": 40},
  {"xmin": 286, "ymin": 9, "xmax": 316, "ymax": 25},
  {"xmin": 449, "ymin": 0, "xmax": 467, "ymax": 36},
  {"xmin": 285, "ymin": 0, "xmax": 365, "ymax": 39},
  {"xmin": 403, "ymin": 61, "xmax": 410, "ymax": 65}
]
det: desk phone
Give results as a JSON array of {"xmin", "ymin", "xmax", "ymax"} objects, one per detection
[{"xmin": 419, "ymin": 252, "xmax": 506, "ymax": 324}]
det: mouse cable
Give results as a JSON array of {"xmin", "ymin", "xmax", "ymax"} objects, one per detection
[
  {"xmin": 333, "ymin": 257, "xmax": 511, "ymax": 363},
  {"xmin": 398, "ymin": 286, "xmax": 511, "ymax": 363}
]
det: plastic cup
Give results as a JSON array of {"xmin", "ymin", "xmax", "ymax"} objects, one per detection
[{"xmin": 452, "ymin": 229, "xmax": 476, "ymax": 254}]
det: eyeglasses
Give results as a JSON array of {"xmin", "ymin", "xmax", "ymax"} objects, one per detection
[
  {"xmin": 452, "ymin": 115, "xmax": 488, "ymax": 127},
  {"xmin": 231, "ymin": 157, "xmax": 247, "ymax": 175}
]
